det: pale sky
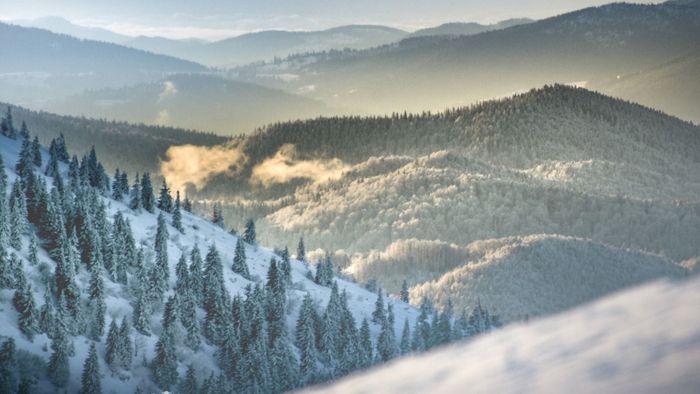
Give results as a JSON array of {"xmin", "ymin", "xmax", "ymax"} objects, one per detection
[{"xmin": 1, "ymin": 0, "xmax": 665, "ymax": 40}]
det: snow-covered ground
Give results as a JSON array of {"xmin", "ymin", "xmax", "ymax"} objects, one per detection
[
  {"xmin": 307, "ymin": 276, "xmax": 700, "ymax": 394},
  {"xmin": 0, "ymin": 133, "xmax": 418, "ymax": 392}
]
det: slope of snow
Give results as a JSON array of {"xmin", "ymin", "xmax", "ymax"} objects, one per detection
[
  {"xmin": 307, "ymin": 276, "xmax": 700, "ymax": 394},
  {"xmin": 410, "ymin": 234, "xmax": 687, "ymax": 323},
  {"xmin": 0, "ymin": 134, "xmax": 418, "ymax": 392}
]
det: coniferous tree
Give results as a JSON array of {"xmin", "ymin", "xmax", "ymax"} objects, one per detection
[
  {"xmin": 183, "ymin": 195, "xmax": 193, "ymax": 213},
  {"xmin": 12, "ymin": 267, "xmax": 38, "ymax": 341},
  {"xmin": 181, "ymin": 365, "xmax": 198, "ymax": 394},
  {"xmin": 296, "ymin": 237, "xmax": 306, "ymax": 263},
  {"xmin": 154, "ymin": 213, "xmax": 169, "ymax": 286},
  {"xmin": 151, "ymin": 326, "xmax": 178, "ymax": 390},
  {"xmin": 118, "ymin": 318, "xmax": 133, "ymax": 368},
  {"xmin": 48, "ymin": 324, "xmax": 71, "ymax": 389},
  {"xmin": 129, "ymin": 173, "xmax": 142, "ymax": 211},
  {"xmin": 270, "ymin": 335, "xmax": 299, "ymax": 393},
  {"xmin": 172, "ymin": 191, "xmax": 184, "ymax": 233},
  {"xmin": 280, "ymin": 247, "xmax": 292, "ymax": 284},
  {"xmin": 133, "ymin": 287, "xmax": 151, "ymax": 336},
  {"xmin": 39, "ymin": 288, "xmax": 57, "ymax": 337},
  {"xmin": 87, "ymin": 263, "xmax": 106, "ymax": 341},
  {"xmin": 372, "ymin": 288, "xmax": 386, "ymax": 324},
  {"xmin": 376, "ymin": 304, "xmax": 397, "ymax": 363},
  {"xmin": 157, "ymin": 181, "xmax": 173, "ymax": 212},
  {"xmin": 111, "ymin": 169, "xmax": 123, "ymax": 200},
  {"xmin": 243, "ymin": 219, "xmax": 256, "ymax": 244},
  {"xmin": 298, "ymin": 322, "xmax": 317, "ymax": 385},
  {"xmin": 81, "ymin": 343, "xmax": 101, "ymax": 394},
  {"xmin": 31, "ymin": 136, "xmax": 42, "ymax": 167},
  {"xmin": 359, "ymin": 318, "xmax": 373, "ymax": 369},
  {"xmin": 140, "ymin": 172, "xmax": 155, "ymax": 213},
  {"xmin": 211, "ymin": 203, "xmax": 225, "ymax": 228},
  {"xmin": 400, "ymin": 280, "xmax": 410, "ymax": 303},
  {"xmin": 27, "ymin": 234, "xmax": 38, "ymax": 266},
  {"xmin": 400, "ymin": 318, "xmax": 411, "ymax": 355},
  {"xmin": 1, "ymin": 106, "xmax": 16, "ymax": 138},
  {"xmin": 8, "ymin": 180, "xmax": 28, "ymax": 251},
  {"xmin": 232, "ymin": 237, "xmax": 250, "ymax": 280},
  {"xmin": 203, "ymin": 244, "xmax": 225, "ymax": 344},
  {"xmin": 189, "ymin": 245, "xmax": 204, "ymax": 306},
  {"xmin": 0, "ymin": 338, "xmax": 18, "ymax": 394},
  {"xmin": 105, "ymin": 319, "xmax": 120, "ymax": 368}
]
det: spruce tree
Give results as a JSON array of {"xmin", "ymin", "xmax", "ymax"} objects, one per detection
[
  {"xmin": 183, "ymin": 195, "xmax": 193, "ymax": 213},
  {"xmin": 154, "ymin": 213, "xmax": 169, "ymax": 286},
  {"xmin": 400, "ymin": 318, "xmax": 411, "ymax": 355},
  {"xmin": 31, "ymin": 136, "xmax": 42, "ymax": 167},
  {"xmin": 232, "ymin": 237, "xmax": 250, "ymax": 280},
  {"xmin": 8, "ymin": 180, "xmax": 29, "ymax": 251},
  {"xmin": 296, "ymin": 237, "xmax": 306, "ymax": 263},
  {"xmin": 39, "ymin": 288, "xmax": 57, "ymax": 337},
  {"xmin": 181, "ymin": 365, "xmax": 198, "ymax": 394},
  {"xmin": 243, "ymin": 219, "xmax": 256, "ymax": 244},
  {"xmin": 88, "ymin": 263, "xmax": 106, "ymax": 341},
  {"xmin": 0, "ymin": 155, "xmax": 8, "ymax": 247},
  {"xmin": 359, "ymin": 318, "xmax": 373, "ymax": 369},
  {"xmin": 189, "ymin": 245, "xmax": 204, "ymax": 306},
  {"xmin": 280, "ymin": 247, "xmax": 292, "ymax": 284},
  {"xmin": 151, "ymin": 327, "xmax": 178, "ymax": 390},
  {"xmin": 81, "ymin": 343, "xmax": 101, "ymax": 394},
  {"xmin": 270, "ymin": 336, "xmax": 299, "ymax": 393},
  {"xmin": 400, "ymin": 280, "xmax": 410, "ymax": 303},
  {"xmin": 211, "ymin": 203, "xmax": 224, "ymax": 228},
  {"xmin": 172, "ymin": 191, "xmax": 184, "ymax": 233},
  {"xmin": 0, "ymin": 338, "xmax": 18, "ymax": 394},
  {"xmin": 140, "ymin": 172, "xmax": 154, "ymax": 213},
  {"xmin": 129, "ymin": 173, "xmax": 142, "ymax": 211},
  {"xmin": 112, "ymin": 169, "xmax": 123, "ymax": 200},
  {"xmin": 48, "ymin": 325, "xmax": 70, "ymax": 389},
  {"xmin": 372, "ymin": 288, "xmax": 386, "ymax": 324},
  {"xmin": 12, "ymin": 269, "xmax": 37, "ymax": 341},
  {"xmin": 157, "ymin": 181, "xmax": 173, "ymax": 213},
  {"xmin": 105, "ymin": 319, "xmax": 120, "ymax": 368},
  {"xmin": 133, "ymin": 288, "xmax": 151, "ymax": 336}
]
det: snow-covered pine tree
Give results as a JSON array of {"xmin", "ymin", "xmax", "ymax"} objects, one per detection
[
  {"xmin": 140, "ymin": 172, "xmax": 155, "ymax": 213},
  {"xmin": 400, "ymin": 318, "xmax": 411, "ymax": 355},
  {"xmin": 129, "ymin": 173, "xmax": 142, "ymax": 211},
  {"xmin": 154, "ymin": 213, "xmax": 169, "ymax": 285},
  {"xmin": 47, "ymin": 323, "xmax": 71, "ymax": 389},
  {"xmin": 157, "ymin": 181, "xmax": 173, "ymax": 213},
  {"xmin": 280, "ymin": 247, "xmax": 291, "ymax": 284},
  {"xmin": 118, "ymin": 318, "xmax": 133, "ymax": 368},
  {"xmin": 87, "ymin": 263, "xmax": 106, "ymax": 341},
  {"xmin": 0, "ymin": 155, "xmax": 8, "ymax": 247},
  {"xmin": 181, "ymin": 365, "xmax": 198, "ymax": 394},
  {"xmin": 172, "ymin": 190, "xmax": 184, "ymax": 233},
  {"xmin": 105, "ymin": 319, "xmax": 120, "ymax": 368},
  {"xmin": 81, "ymin": 343, "xmax": 101, "ymax": 394},
  {"xmin": 232, "ymin": 237, "xmax": 250, "ymax": 280},
  {"xmin": 151, "ymin": 325, "xmax": 178, "ymax": 390},
  {"xmin": 359, "ymin": 318, "xmax": 373, "ymax": 368},
  {"xmin": 189, "ymin": 244, "xmax": 204, "ymax": 307},
  {"xmin": 31, "ymin": 136, "xmax": 42, "ymax": 167},
  {"xmin": 243, "ymin": 219, "xmax": 256, "ymax": 244},
  {"xmin": 270, "ymin": 335, "xmax": 299, "ymax": 393},
  {"xmin": 296, "ymin": 237, "xmax": 306, "ymax": 263},
  {"xmin": 211, "ymin": 203, "xmax": 225, "ymax": 228},
  {"xmin": 12, "ymin": 265, "xmax": 38, "ymax": 340},
  {"xmin": 400, "ymin": 280, "xmax": 410, "ymax": 303},
  {"xmin": 183, "ymin": 195, "xmax": 193, "ymax": 213},
  {"xmin": 132, "ymin": 286, "xmax": 152, "ymax": 336},
  {"xmin": 372, "ymin": 288, "xmax": 386, "ymax": 324},
  {"xmin": 111, "ymin": 169, "xmax": 123, "ymax": 200},
  {"xmin": 0, "ymin": 338, "xmax": 18, "ymax": 393}
]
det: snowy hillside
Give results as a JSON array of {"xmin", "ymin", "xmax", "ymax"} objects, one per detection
[
  {"xmin": 409, "ymin": 234, "xmax": 687, "ymax": 323},
  {"xmin": 0, "ymin": 131, "xmax": 422, "ymax": 393},
  {"xmin": 308, "ymin": 275, "xmax": 700, "ymax": 394}
]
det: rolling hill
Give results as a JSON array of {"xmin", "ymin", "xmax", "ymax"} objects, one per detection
[
  {"xmin": 409, "ymin": 18, "xmax": 533, "ymax": 38},
  {"xmin": 157, "ymin": 86, "xmax": 700, "ymax": 313}
]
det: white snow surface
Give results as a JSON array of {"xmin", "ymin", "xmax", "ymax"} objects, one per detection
[
  {"xmin": 306, "ymin": 276, "xmax": 700, "ymax": 394},
  {"xmin": 0, "ymin": 134, "xmax": 418, "ymax": 393}
]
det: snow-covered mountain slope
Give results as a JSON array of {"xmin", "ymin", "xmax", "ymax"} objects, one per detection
[
  {"xmin": 307, "ymin": 275, "xmax": 700, "ymax": 394},
  {"xmin": 409, "ymin": 234, "xmax": 687, "ymax": 323},
  {"xmin": 0, "ymin": 133, "xmax": 418, "ymax": 393}
]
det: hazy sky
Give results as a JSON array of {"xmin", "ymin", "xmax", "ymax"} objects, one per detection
[{"xmin": 2, "ymin": 0, "xmax": 664, "ymax": 39}]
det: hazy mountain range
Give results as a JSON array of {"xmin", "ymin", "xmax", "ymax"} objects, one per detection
[{"xmin": 234, "ymin": 0, "xmax": 700, "ymax": 122}]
